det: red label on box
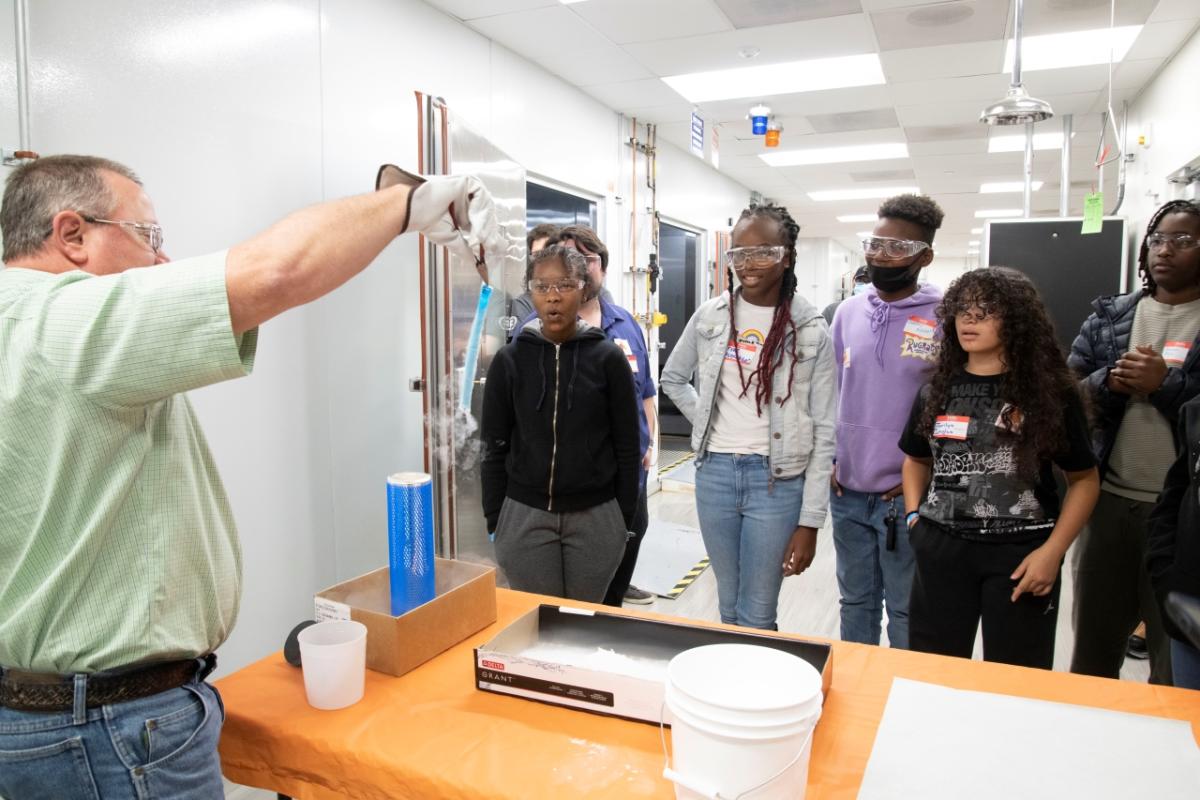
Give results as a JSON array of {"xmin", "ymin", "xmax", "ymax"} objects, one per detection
[{"xmin": 482, "ymin": 659, "xmax": 506, "ymax": 671}]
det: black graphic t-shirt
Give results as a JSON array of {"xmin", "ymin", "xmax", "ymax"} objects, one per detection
[{"xmin": 898, "ymin": 371, "xmax": 1095, "ymax": 542}]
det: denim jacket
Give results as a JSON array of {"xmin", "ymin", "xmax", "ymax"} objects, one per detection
[{"xmin": 660, "ymin": 291, "xmax": 837, "ymax": 529}]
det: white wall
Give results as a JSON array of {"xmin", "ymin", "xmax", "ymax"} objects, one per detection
[
  {"xmin": 1124, "ymin": 26, "xmax": 1200, "ymax": 276},
  {"xmin": 0, "ymin": 0, "xmax": 754, "ymax": 674}
]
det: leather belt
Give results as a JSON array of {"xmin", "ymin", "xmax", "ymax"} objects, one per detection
[{"xmin": 0, "ymin": 654, "xmax": 216, "ymax": 713}]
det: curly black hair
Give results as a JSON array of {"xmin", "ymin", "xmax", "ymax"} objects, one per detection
[
  {"xmin": 1138, "ymin": 199, "xmax": 1200, "ymax": 293},
  {"xmin": 727, "ymin": 202, "xmax": 801, "ymax": 415},
  {"xmin": 919, "ymin": 267, "xmax": 1078, "ymax": 475},
  {"xmin": 877, "ymin": 194, "xmax": 945, "ymax": 244}
]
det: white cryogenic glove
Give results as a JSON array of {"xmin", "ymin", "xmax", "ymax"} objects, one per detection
[{"xmin": 376, "ymin": 164, "xmax": 501, "ymax": 285}]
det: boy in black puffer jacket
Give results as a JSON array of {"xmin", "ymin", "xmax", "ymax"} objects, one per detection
[
  {"xmin": 481, "ymin": 245, "xmax": 640, "ymax": 602},
  {"xmin": 1147, "ymin": 395, "xmax": 1200, "ymax": 689},
  {"xmin": 1068, "ymin": 200, "xmax": 1200, "ymax": 685}
]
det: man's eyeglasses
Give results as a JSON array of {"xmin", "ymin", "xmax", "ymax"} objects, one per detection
[
  {"xmin": 862, "ymin": 236, "xmax": 929, "ymax": 260},
  {"xmin": 529, "ymin": 279, "xmax": 584, "ymax": 296},
  {"xmin": 725, "ymin": 246, "xmax": 786, "ymax": 270},
  {"xmin": 1146, "ymin": 232, "xmax": 1200, "ymax": 251},
  {"xmin": 81, "ymin": 214, "xmax": 164, "ymax": 253}
]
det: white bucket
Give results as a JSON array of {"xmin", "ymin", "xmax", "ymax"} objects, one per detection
[
  {"xmin": 298, "ymin": 620, "xmax": 368, "ymax": 710},
  {"xmin": 663, "ymin": 644, "xmax": 823, "ymax": 800}
]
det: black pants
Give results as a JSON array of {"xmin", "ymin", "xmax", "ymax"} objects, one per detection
[
  {"xmin": 602, "ymin": 484, "xmax": 650, "ymax": 606},
  {"xmin": 1070, "ymin": 490, "xmax": 1173, "ymax": 684},
  {"xmin": 909, "ymin": 519, "xmax": 1061, "ymax": 670}
]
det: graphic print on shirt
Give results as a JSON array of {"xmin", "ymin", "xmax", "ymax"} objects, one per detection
[
  {"xmin": 900, "ymin": 316, "xmax": 939, "ymax": 362},
  {"xmin": 726, "ymin": 328, "xmax": 765, "ymax": 370},
  {"xmin": 922, "ymin": 380, "xmax": 1053, "ymax": 538}
]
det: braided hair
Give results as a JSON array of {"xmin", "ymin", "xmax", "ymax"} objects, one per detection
[
  {"xmin": 1138, "ymin": 199, "xmax": 1200, "ymax": 293},
  {"xmin": 727, "ymin": 202, "xmax": 802, "ymax": 415}
]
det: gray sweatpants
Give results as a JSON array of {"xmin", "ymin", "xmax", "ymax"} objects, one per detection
[{"xmin": 494, "ymin": 497, "xmax": 628, "ymax": 602}]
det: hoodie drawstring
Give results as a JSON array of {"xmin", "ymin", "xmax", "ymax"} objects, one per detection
[{"xmin": 870, "ymin": 301, "xmax": 891, "ymax": 367}]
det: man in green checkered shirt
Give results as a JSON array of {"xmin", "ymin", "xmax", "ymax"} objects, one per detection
[{"xmin": 0, "ymin": 155, "xmax": 499, "ymax": 799}]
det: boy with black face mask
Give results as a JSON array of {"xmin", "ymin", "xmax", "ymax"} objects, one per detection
[{"xmin": 828, "ymin": 194, "xmax": 944, "ymax": 648}]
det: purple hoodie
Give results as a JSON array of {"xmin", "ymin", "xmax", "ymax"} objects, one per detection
[{"xmin": 830, "ymin": 283, "xmax": 942, "ymax": 493}]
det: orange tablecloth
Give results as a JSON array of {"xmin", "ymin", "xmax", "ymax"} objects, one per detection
[{"xmin": 217, "ymin": 589, "xmax": 1200, "ymax": 799}]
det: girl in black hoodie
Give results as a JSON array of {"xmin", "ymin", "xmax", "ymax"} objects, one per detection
[{"xmin": 481, "ymin": 245, "xmax": 641, "ymax": 601}]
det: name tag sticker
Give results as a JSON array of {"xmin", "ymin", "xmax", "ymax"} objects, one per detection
[
  {"xmin": 314, "ymin": 597, "xmax": 351, "ymax": 622},
  {"xmin": 934, "ymin": 415, "xmax": 971, "ymax": 440},
  {"xmin": 903, "ymin": 316, "xmax": 937, "ymax": 339},
  {"xmin": 614, "ymin": 338, "xmax": 639, "ymax": 372},
  {"xmin": 1164, "ymin": 340, "xmax": 1191, "ymax": 366},
  {"xmin": 901, "ymin": 316, "xmax": 939, "ymax": 361}
]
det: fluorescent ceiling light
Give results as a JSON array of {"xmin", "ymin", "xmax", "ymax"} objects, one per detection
[
  {"xmin": 968, "ymin": 240, "xmax": 980, "ymax": 246},
  {"xmin": 974, "ymin": 209, "xmax": 1023, "ymax": 218},
  {"xmin": 559, "ymin": 0, "xmax": 588, "ymax": 4},
  {"xmin": 662, "ymin": 53, "xmax": 884, "ymax": 103},
  {"xmin": 988, "ymin": 131, "xmax": 1073, "ymax": 153},
  {"xmin": 760, "ymin": 142, "xmax": 908, "ymax": 167},
  {"xmin": 1003, "ymin": 25, "xmax": 1141, "ymax": 72},
  {"xmin": 971, "ymin": 227, "xmax": 983, "ymax": 234},
  {"xmin": 837, "ymin": 213, "xmax": 878, "ymax": 223},
  {"xmin": 980, "ymin": 181, "xmax": 1044, "ymax": 193},
  {"xmin": 810, "ymin": 186, "xmax": 919, "ymax": 202}
]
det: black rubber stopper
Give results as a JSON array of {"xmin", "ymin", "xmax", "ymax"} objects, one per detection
[{"xmin": 283, "ymin": 620, "xmax": 318, "ymax": 667}]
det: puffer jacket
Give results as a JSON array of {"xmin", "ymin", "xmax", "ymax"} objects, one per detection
[
  {"xmin": 660, "ymin": 291, "xmax": 837, "ymax": 530},
  {"xmin": 1147, "ymin": 396, "xmax": 1200, "ymax": 642},
  {"xmin": 1068, "ymin": 289, "xmax": 1200, "ymax": 477}
]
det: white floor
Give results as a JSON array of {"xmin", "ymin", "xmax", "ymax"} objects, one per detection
[{"xmin": 226, "ymin": 478, "xmax": 1150, "ymax": 799}]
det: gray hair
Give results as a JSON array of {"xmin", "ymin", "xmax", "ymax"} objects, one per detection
[
  {"xmin": 1, "ymin": 154, "xmax": 142, "ymax": 261},
  {"xmin": 527, "ymin": 244, "xmax": 589, "ymax": 287}
]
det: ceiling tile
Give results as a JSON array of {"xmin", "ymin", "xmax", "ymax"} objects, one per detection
[
  {"xmin": 887, "ymin": 72, "xmax": 1012, "ymax": 106},
  {"xmin": 1149, "ymin": 0, "xmax": 1200, "ymax": 23},
  {"xmin": 569, "ymin": 0, "xmax": 732, "ymax": 45},
  {"xmin": 701, "ymin": 84, "xmax": 895, "ymax": 124},
  {"xmin": 871, "ymin": 0, "xmax": 1008, "ymax": 52},
  {"xmin": 907, "ymin": 138, "xmax": 988, "ymax": 156},
  {"xmin": 1111, "ymin": 57, "xmax": 1164, "ymax": 92},
  {"xmin": 881, "ymin": 40, "xmax": 1005, "ymax": 81},
  {"xmin": 850, "ymin": 167, "xmax": 917, "ymax": 181},
  {"xmin": 715, "ymin": 0, "xmax": 865, "ymax": 26},
  {"xmin": 421, "ymin": 0, "xmax": 556, "ymax": 22},
  {"xmin": 582, "ymin": 78, "xmax": 688, "ymax": 110},
  {"xmin": 904, "ymin": 122, "xmax": 988, "ymax": 142},
  {"xmin": 1020, "ymin": 0, "xmax": 1156, "ymax": 37},
  {"xmin": 467, "ymin": 7, "xmax": 613, "ymax": 59},
  {"xmin": 541, "ymin": 44, "xmax": 654, "ymax": 85},
  {"xmin": 622, "ymin": 14, "xmax": 878, "ymax": 76},
  {"xmin": 1125, "ymin": 20, "xmax": 1199, "ymax": 61},
  {"xmin": 805, "ymin": 107, "xmax": 900, "ymax": 133}
]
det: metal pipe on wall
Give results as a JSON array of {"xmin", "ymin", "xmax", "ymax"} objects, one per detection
[
  {"xmin": 1023, "ymin": 120, "xmax": 1034, "ymax": 217},
  {"xmin": 1059, "ymin": 114, "xmax": 1072, "ymax": 216},
  {"xmin": 14, "ymin": 0, "xmax": 32, "ymax": 149}
]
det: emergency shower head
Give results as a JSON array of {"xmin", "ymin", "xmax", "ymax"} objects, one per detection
[{"xmin": 980, "ymin": 0, "xmax": 1053, "ymax": 126}]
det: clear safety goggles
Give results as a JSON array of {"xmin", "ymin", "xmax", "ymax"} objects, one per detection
[
  {"xmin": 1146, "ymin": 232, "xmax": 1200, "ymax": 251},
  {"xmin": 861, "ymin": 236, "xmax": 928, "ymax": 260},
  {"xmin": 724, "ymin": 245, "xmax": 786, "ymax": 270}
]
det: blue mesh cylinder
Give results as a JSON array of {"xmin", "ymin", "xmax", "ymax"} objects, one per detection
[{"xmin": 386, "ymin": 472, "xmax": 436, "ymax": 616}]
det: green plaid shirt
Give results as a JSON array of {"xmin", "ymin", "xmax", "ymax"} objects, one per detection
[{"xmin": 0, "ymin": 251, "xmax": 257, "ymax": 673}]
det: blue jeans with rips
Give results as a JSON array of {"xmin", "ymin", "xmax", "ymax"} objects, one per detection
[
  {"xmin": 830, "ymin": 488, "xmax": 915, "ymax": 648},
  {"xmin": 0, "ymin": 666, "xmax": 224, "ymax": 800},
  {"xmin": 694, "ymin": 452, "xmax": 806, "ymax": 630}
]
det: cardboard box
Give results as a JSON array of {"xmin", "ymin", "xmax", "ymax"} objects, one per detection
[
  {"xmin": 315, "ymin": 558, "xmax": 496, "ymax": 677},
  {"xmin": 475, "ymin": 605, "xmax": 832, "ymax": 725}
]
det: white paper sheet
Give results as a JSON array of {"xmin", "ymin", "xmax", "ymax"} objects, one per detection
[{"xmin": 857, "ymin": 678, "xmax": 1200, "ymax": 800}]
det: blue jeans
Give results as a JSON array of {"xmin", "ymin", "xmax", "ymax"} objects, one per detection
[
  {"xmin": 1171, "ymin": 638, "xmax": 1200, "ymax": 691},
  {"xmin": 830, "ymin": 488, "xmax": 914, "ymax": 648},
  {"xmin": 694, "ymin": 452, "xmax": 805, "ymax": 630},
  {"xmin": 0, "ymin": 671, "xmax": 224, "ymax": 799}
]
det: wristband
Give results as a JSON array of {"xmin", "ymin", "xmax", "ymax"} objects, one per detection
[{"xmin": 905, "ymin": 511, "xmax": 920, "ymax": 528}]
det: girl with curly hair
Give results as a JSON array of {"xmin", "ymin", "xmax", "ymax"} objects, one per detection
[{"xmin": 898, "ymin": 267, "xmax": 1100, "ymax": 668}]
